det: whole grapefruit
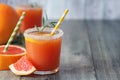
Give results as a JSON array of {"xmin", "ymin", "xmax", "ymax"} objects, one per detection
[{"xmin": 0, "ymin": 4, "xmax": 18, "ymax": 44}]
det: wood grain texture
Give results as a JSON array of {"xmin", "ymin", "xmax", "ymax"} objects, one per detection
[
  {"xmin": 0, "ymin": 20, "xmax": 96, "ymax": 80},
  {"xmin": 0, "ymin": 19, "xmax": 120, "ymax": 79},
  {"xmin": 58, "ymin": 20, "xmax": 95, "ymax": 80},
  {"xmin": 86, "ymin": 20, "xmax": 120, "ymax": 80},
  {"xmin": 0, "ymin": 71, "xmax": 20, "ymax": 80},
  {"xmin": 20, "ymin": 20, "xmax": 96, "ymax": 80}
]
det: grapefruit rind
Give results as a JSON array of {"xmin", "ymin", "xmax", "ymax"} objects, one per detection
[
  {"xmin": 0, "ymin": 45, "xmax": 26, "ymax": 56},
  {"xmin": 9, "ymin": 64, "xmax": 36, "ymax": 75},
  {"xmin": 0, "ymin": 45, "xmax": 26, "ymax": 70},
  {"xmin": 9, "ymin": 56, "xmax": 36, "ymax": 75}
]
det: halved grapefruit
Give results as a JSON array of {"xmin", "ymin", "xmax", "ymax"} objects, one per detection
[
  {"xmin": 9, "ymin": 56, "xmax": 36, "ymax": 75},
  {"xmin": 0, "ymin": 45, "xmax": 26, "ymax": 70}
]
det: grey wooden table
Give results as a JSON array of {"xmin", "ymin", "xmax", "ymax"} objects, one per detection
[{"xmin": 0, "ymin": 20, "xmax": 120, "ymax": 80}]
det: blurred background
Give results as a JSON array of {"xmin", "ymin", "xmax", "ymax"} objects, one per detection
[{"xmin": 0, "ymin": 0, "xmax": 120, "ymax": 20}]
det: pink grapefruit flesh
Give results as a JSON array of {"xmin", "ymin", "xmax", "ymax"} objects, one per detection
[
  {"xmin": 0, "ymin": 45, "xmax": 26, "ymax": 70},
  {"xmin": 9, "ymin": 56, "xmax": 36, "ymax": 75}
]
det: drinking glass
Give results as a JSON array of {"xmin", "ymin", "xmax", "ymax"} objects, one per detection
[{"xmin": 24, "ymin": 27, "xmax": 63, "ymax": 75}]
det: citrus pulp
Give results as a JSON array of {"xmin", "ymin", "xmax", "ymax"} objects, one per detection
[
  {"xmin": 0, "ymin": 45, "xmax": 26, "ymax": 70},
  {"xmin": 9, "ymin": 56, "xmax": 36, "ymax": 75}
]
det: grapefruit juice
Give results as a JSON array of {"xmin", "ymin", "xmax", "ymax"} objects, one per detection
[
  {"xmin": 24, "ymin": 28, "xmax": 63, "ymax": 74},
  {"xmin": 16, "ymin": 5, "xmax": 43, "ymax": 33}
]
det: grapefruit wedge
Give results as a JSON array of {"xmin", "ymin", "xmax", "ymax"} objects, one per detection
[
  {"xmin": 9, "ymin": 56, "xmax": 36, "ymax": 75},
  {"xmin": 0, "ymin": 45, "xmax": 26, "ymax": 70}
]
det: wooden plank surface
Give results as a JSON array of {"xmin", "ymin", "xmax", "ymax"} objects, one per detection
[
  {"xmin": 0, "ymin": 20, "xmax": 96, "ymax": 80},
  {"xmin": 0, "ymin": 71, "xmax": 20, "ymax": 80},
  {"xmin": 1, "ymin": 20, "xmax": 120, "ymax": 80},
  {"xmin": 86, "ymin": 20, "xmax": 120, "ymax": 80},
  {"xmin": 57, "ymin": 20, "xmax": 95, "ymax": 80},
  {"xmin": 20, "ymin": 20, "xmax": 95, "ymax": 80}
]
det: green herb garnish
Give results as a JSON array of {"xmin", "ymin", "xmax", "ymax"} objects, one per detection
[{"xmin": 35, "ymin": 10, "xmax": 57, "ymax": 32}]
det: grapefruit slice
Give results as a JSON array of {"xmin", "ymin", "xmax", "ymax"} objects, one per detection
[
  {"xmin": 9, "ymin": 56, "xmax": 36, "ymax": 75},
  {"xmin": 0, "ymin": 45, "xmax": 26, "ymax": 70}
]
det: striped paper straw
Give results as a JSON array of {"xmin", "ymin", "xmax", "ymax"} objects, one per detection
[
  {"xmin": 3, "ymin": 12, "xmax": 26, "ymax": 52},
  {"xmin": 50, "ymin": 9, "xmax": 69, "ymax": 35}
]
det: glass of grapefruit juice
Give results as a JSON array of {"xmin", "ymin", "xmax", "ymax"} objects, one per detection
[
  {"xmin": 16, "ymin": 5, "xmax": 43, "ymax": 33},
  {"xmin": 24, "ymin": 27, "xmax": 63, "ymax": 75}
]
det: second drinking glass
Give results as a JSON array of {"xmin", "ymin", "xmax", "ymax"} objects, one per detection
[{"xmin": 16, "ymin": 5, "xmax": 43, "ymax": 33}]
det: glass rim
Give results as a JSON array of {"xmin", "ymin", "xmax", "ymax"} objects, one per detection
[{"xmin": 24, "ymin": 27, "xmax": 64, "ymax": 40}]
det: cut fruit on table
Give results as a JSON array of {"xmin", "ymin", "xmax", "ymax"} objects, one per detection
[
  {"xmin": 0, "ymin": 45, "xmax": 26, "ymax": 70},
  {"xmin": 9, "ymin": 56, "xmax": 36, "ymax": 75}
]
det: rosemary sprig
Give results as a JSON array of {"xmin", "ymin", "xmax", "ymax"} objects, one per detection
[
  {"xmin": 49, "ymin": 22, "xmax": 57, "ymax": 27},
  {"xmin": 35, "ymin": 22, "xmax": 57, "ymax": 32},
  {"xmin": 35, "ymin": 10, "xmax": 57, "ymax": 32},
  {"xmin": 35, "ymin": 25, "xmax": 40, "ymax": 32},
  {"xmin": 42, "ymin": 10, "xmax": 48, "ymax": 26}
]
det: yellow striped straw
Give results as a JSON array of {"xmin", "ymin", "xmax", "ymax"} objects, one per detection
[{"xmin": 50, "ymin": 9, "xmax": 69, "ymax": 35}]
